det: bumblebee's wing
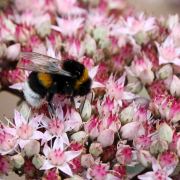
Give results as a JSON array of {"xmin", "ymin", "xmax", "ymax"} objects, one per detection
[{"xmin": 17, "ymin": 52, "xmax": 72, "ymax": 77}]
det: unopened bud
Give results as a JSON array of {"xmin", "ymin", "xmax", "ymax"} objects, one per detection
[
  {"xmin": 98, "ymin": 37, "xmax": 111, "ymax": 50},
  {"xmin": 80, "ymin": 99, "xmax": 92, "ymax": 122},
  {"xmin": 24, "ymin": 140, "xmax": 40, "ymax": 157},
  {"xmin": 70, "ymin": 131, "xmax": 88, "ymax": 143},
  {"xmin": 134, "ymin": 31, "xmax": 149, "ymax": 45},
  {"xmin": 6, "ymin": 43, "xmax": 21, "ymax": 61},
  {"xmin": 125, "ymin": 80, "xmax": 143, "ymax": 94},
  {"xmin": 89, "ymin": 142, "xmax": 103, "ymax": 156},
  {"xmin": 170, "ymin": 75, "xmax": 180, "ymax": 97},
  {"xmin": 84, "ymin": 36, "xmax": 97, "ymax": 56},
  {"xmin": 137, "ymin": 150, "xmax": 152, "ymax": 168},
  {"xmin": 20, "ymin": 102, "xmax": 32, "ymax": 121},
  {"xmin": 158, "ymin": 122, "xmax": 173, "ymax": 144},
  {"xmin": 93, "ymin": 25, "xmax": 107, "ymax": 42},
  {"xmin": 150, "ymin": 139, "xmax": 168, "ymax": 155},
  {"xmin": 32, "ymin": 154, "xmax": 45, "ymax": 169},
  {"xmin": 120, "ymin": 106, "xmax": 134, "ymax": 125},
  {"xmin": 10, "ymin": 154, "xmax": 24, "ymax": 169},
  {"xmin": 159, "ymin": 64, "xmax": 173, "ymax": 80},
  {"xmin": 0, "ymin": 43, "xmax": 7, "ymax": 58},
  {"xmin": 140, "ymin": 69, "xmax": 154, "ymax": 85},
  {"xmin": 81, "ymin": 154, "xmax": 94, "ymax": 168},
  {"xmin": 37, "ymin": 21, "xmax": 51, "ymax": 38}
]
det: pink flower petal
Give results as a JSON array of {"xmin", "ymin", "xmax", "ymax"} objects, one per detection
[
  {"xmin": 58, "ymin": 162, "xmax": 73, "ymax": 177},
  {"xmin": 30, "ymin": 131, "xmax": 46, "ymax": 141},
  {"xmin": 91, "ymin": 81, "xmax": 105, "ymax": 88},
  {"xmin": 14, "ymin": 109, "xmax": 24, "ymax": 128},
  {"xmin": 64, "ymin": 121, "xmax": 79, "ymax": 132},
  {"xmin": 9, "ymin": 83, "xmax": 24, "ymax": 90},
  {"xmin": 56, "ymin": 103, "xmax": 64, "ymax": 121},
  {"xmin": 40, "ymin": 160, "xmax": 55, "ymax": 170},
  {"xmin": 53, "ymin": 137, "xmax": 63, "ymax": 150},
  {"xmin": 138, "ymin": 172, "xmax": 154, "ymax": 180},
  {"xmin": 152, "ymin": 157, "xmax": 162, "ymax": 172},
  {"xmin": 29, "ymin": 114, "xmax": 43, "ymax": 129},
  {"xmin": 4, "ymin": 128, "xmax": 17, "ymax": 136},
  {"xmin": 89, "ymin": 65, "xmax": 99, "ymax": 79},
  {"xmin": 19, "ymin": 139, "xmax": 30, "ymax": 149},
  {"xmin": 65, "ymin": 150, "xmax": 82, "ymax": 162},
  {"xmin": 61, "ymin": 133, "xmax": 69, "ymax": 145},
  {"xmin": 43, "ymin": 143, "xmax": 51, "ymax": 157}
]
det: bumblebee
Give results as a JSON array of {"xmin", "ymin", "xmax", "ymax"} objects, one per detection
[{"xmin": 17, "ymin": 52, "xmax": 92, "ymax": 114}]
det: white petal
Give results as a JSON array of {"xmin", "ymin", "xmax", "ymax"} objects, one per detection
[
  {"xmin": 9, "ymin": 83, "xmax": 24, "ymax": 90},
  {"xmin": 58, "ymin": 162, "xmax": 73, "ymax": 177},
  {"xmin": 29, "ymin": 114, "xmax": 43, "ymax": 129},
  {"xmin": 19, "ymin": 139, "xmax": 30, "ymax": 149},
  {"xmin": 138, "ymin": 172, "xmax": 154, "ymax": 180},
  {"xmin": 152, "ymin": 157, "xmax": 162, "ymax": 171},
  {"xmin": 53, "ymin": 137, "xmax": 63, "ymax": 150},
  {"xmin": 56, "ymin": 103, "xmax": 64, "ymax": 121},
  {"xmin": 89, "ymin": 65, "xmax": 99, "ymax": 79},
  {"xmin": 43, "ymin": 143, "xmax": 51, "ymax": 157},
  {"xmin": 40, "ymin": 160, "xmax": 55, "ymax": 170},
  {"xmin": 30, "ymin": 131, "xmax": 46, "ymax": 141},
  {"xmin": 61, "ymin": 133, "xmax": 70, "ymax": 145},
  {"xmin": 65, "ymin": 150, "xmax": 82, "ymax": 162},
  {"xmin": 14, "ymin": 109, "xmax": 24, "ymax": 128},
  {"xmin": 91, "ymin": 81, "xmax": 105, "ymax": 88}
]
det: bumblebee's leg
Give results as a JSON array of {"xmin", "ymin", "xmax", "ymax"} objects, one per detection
[
  {"xmin": 80, "ymin": 95, "xmax": 87, "ymax": 115},
  {"xmin": 46, "ymin": 82, "xmax": 57, "ymax": 119},
  {"xmin": 64, "ymin": 81, "xmax": 76, "ymax": 107}
]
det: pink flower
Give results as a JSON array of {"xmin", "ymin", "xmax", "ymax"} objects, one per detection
[
  {"xmin": 155, "ymin": 34, "xmax": 180, "ymax": 66},
  {"xmin": 138, "ymin": 157, "xmax": 175, "ymax": 180},
  {"xmin": 52, "ymin": 17, "xmax": 85, "ymax": 37},
  {"xmin": 41, "ymin": 103, "xmax": 79, "ymax": 145},
  {"xmin": 0, "ymin": 128, "xmax": 17, "ymax": 155},
  {"xmin": 40, "ymin": 138, "xmax": 82, "ymax": 177},
  {"xmin": 55, "ymin": 0, "xmax": 87, "ymax": 16},
  {"xmin": 125, "ymin": 55, "xmax": 154, "ymax": 85},
  {"xmin": 116, "ymin": 12, "xmax": 157, "ymax": 35},
  {"xmin": 106, "ymin": 73, "xmax": 139, "ymax": 106},
  {"xmin": 4, "ymin": 109, "xmax": 45, "ymax": 149}
]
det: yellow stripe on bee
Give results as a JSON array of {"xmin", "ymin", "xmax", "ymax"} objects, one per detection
[
  {"xmin": 74, "ymin": 67, "xmax": 89, "ymax": 90},
  {"xmin": 38, "ymin": 73, "xmax": 53, "ymax": 88}
]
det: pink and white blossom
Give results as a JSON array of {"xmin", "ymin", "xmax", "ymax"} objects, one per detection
[{"xmin": 40, "ymin": 138, "xmax": 82, "ymax": 177}]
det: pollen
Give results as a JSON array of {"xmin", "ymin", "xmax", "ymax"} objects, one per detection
[
  {"xmin": 74, "ymin": 67, "xmax": 89, "ymax": 90},
  {"xmin": 38, "ymin": 73, "xmax": 53, "ymax": 88}
]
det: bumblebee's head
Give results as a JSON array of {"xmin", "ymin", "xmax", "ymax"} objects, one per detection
[{"xmin": 74, "ymin": 78, "xmax": 92, "ymax": 96}]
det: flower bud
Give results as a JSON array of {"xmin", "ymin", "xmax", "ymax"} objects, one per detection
[
  {"xmin": 140, "ymin": 69, "xmax": 154, "ymax": 85},
  {"xmin": 6, "ymin": 43, "xmax": 21, "ymax": 61},
  {"xmin": 37, "ymin": 21, "xmax": 51, "ymax": 38},
  {"xmin": 93, "ymin": 25, "xmax": 107, "ymax": 42},
  {"xmin": 0, "ymin": 156, "xmax": 12, "ymax": 176},
  {"xmin": 125, "ymin": 80, "xmax": 143, "ymax": 94},
  {"xmin": 32, "ymin": 154, "xmax": 46, "ymax": 169},
  {"xmin": 70, "ymin": 131, "xmax": 88, "ymax": 143},
  {"xmin": 81, "ymin": 154, "xmax": 94, "ymax": 168},
  {"xmin": 119, "ymin": 106, "xmax": 134, "ymax": 125},
  {"xmin": 20, "ymin": 102, "xmax": 32, "ymax": 121},
  {"xmin": 68, "ymin": 175, "xmax": 84, "ymax": 180},
  {"xmin": 158, "ymin": 122, "xmax": 173, "ymax": 144},
  {"xmin": 137, "ymin": 150, "xmax": 152, "ymax": 168},
  {"xmin": 84, "ymin": 36, "xmax": 97, "ymax": 56},
  {"xmin": 97, "ymin": 129, "xmax": 114, "ymax": 148},
  {"xmin": 92, "ymin": 49, "xmax": 105, "ymax": 62},
  {"xmin": 134, "ymin": 98, "xmax": 150, "ymax": 108},
  {"xmin": 79, "ymin": 99, "xmax": 92, "ymax": 122},
  {"xmin": 24, "ymin": 140, "xmax": 40, "ymax": 157},
  {"xmin": 10, "ymin": 154, "xmax": 25, "ymax": 169},
  {"xmin": 170, "ymin": 75, "xmax": 180, "ymax": 97},
  {"xmin": 134, "ymin": 31, "xmax": 149, "ymax": 45},
  {"xmin": 0, "ymin": 43, "xmax": 7, "ymax": 58},
  {"xmin": 158, "ymin": 64, "xmax": 173, "ymax": 80},
  {"xmin": 98, "ymin": 37, "xmax": 111, "ymax": 50},
  {"xmin": 150, "ymin": 139, "xmax": 168, "ymax": 155},
  {"xmin": 89, "ymin": 142, "xmax": 103, "ymax": 157}
]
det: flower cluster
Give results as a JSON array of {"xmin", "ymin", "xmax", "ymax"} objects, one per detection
[{"xmin": 1, "ymin": 0, "xmax": 180, "ymax": 180}]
